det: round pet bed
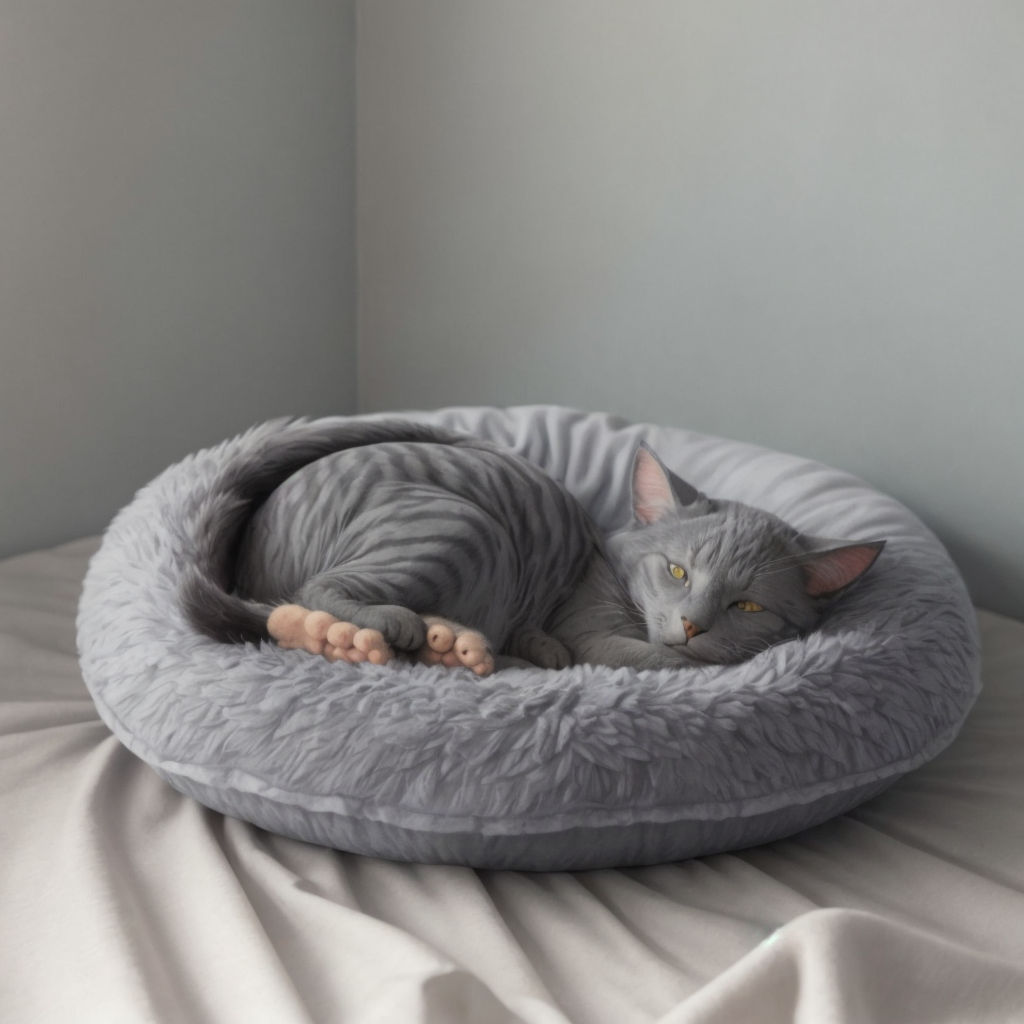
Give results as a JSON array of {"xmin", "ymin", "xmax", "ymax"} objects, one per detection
[{"xmin": 77, "ymin": 406, "xmax": 981, "ymax": 870}]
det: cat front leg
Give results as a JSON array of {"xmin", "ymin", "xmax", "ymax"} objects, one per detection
[
  {"xmin": 546, "ymin": 554, "xmax": 697, "ymax": 672},
  {"xmin": 504, "ymin": 626, "xmax": 573, "ymax": 670},
  {"xmin": 562, "ymin": 631, "xmax": 693, "ymax": 671}
]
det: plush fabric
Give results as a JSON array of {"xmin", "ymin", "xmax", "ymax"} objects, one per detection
[{"xmin": 76, "ymin": 406, "xmax": 981, "ymax": 870}]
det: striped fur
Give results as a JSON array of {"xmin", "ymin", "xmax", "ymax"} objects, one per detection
[
  {"xmin": 179, "ymin": 418, "xmax": 884, "ymax": 669},
  {"xmin": 180, "ymin": 419, "xmax": 603, "ymax": 656}
]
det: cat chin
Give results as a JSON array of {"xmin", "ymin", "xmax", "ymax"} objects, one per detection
[
  {"xmin": 673, "ymin": 638, "xmax": 768, "ymax": 666},
  {"xmin": 664, "ymin": 642, "xmax": 713, "ymax": 664}
]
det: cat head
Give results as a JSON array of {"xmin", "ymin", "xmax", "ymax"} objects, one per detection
[{"xmin": 607, "ymin": 442, "xmax": 885, "ymax": 664}]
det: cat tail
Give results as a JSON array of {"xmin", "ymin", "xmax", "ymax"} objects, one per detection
[
  {"xmin": 179, "ymin": 564, "xmax": 277, "ymax": 645},
  {"xmin": 176, "ymin": 416, "xmax": 465, "ymax": 644}
]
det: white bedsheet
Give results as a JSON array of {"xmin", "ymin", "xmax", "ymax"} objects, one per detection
[{"xmin": 2, "ymin": 538, "xmax": 1022, "ymax": 1024}]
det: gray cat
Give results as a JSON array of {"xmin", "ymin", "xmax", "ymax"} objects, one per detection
[{"xmin": 181, "ymin": 419, "xmax": 884, "ymax": 675}]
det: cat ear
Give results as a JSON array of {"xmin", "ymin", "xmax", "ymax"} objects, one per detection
[
  {"xmin": 631, "ymin": 443, "xmax": 700, "ymax": 524},
  {"xmin": 798, "ymin": 540, "xmax": 886, "ymax": 598}
]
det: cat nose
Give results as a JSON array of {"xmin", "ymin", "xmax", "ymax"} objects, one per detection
[{"xmin": 682, "ymin": 618, "xmax": 705, "ymax": 640}]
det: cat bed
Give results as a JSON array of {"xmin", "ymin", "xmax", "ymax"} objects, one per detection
[{"xmin": 77, "ymin": 406, "xmax": 981, "ymax": 870}]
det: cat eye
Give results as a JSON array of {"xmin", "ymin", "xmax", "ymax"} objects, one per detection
[
  {"xmin": 734, "ymin": 600, "xmax": 765, "ymax": 613},
  {"xmin": 667, "ymin": 563, "xmax": 688, "ymax": 582}
]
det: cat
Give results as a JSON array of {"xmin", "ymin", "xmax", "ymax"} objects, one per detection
[{"xmin": 180, "ymin": 418, "xmax": 884, "ymax": 675}]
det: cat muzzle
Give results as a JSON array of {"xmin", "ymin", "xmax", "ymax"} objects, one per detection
[{"xmin": 682, "ymin": 618, "xmax": 706, "ymax": 641}]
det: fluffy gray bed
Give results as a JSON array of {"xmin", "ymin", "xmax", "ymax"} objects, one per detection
[{"xmin": 76, "ymin": 406, "xmax": 980, "ymax": 870}]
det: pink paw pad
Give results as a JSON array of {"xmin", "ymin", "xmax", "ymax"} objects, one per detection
[
  {"xmin": 267, "ymin": 604, "xmax": 393, "ymax": 666},
  {"xmin": 418, "ymin": 616, "xmax": 495, "ymax": 677}
]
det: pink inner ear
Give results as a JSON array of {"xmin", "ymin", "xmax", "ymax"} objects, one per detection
[
  {"xmin": 633, "ymin": 448, "xmax": 675, "ymax": 524},
  {"xmin": 803, "ymin": 544, "xmax": 882, "ymax": 597}
]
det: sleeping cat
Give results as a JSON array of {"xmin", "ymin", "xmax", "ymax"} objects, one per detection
[{"xmin": 181, "ymin": 419, "xmax": 884, "ymax": 675}]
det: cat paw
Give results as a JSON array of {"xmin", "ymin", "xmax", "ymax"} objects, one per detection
[
  {"xmin": 417, "ymin": 615, "xmax": 495, "ymax": 677},
  {"xmin": 507, "ymin": 627, "xmax": 573, "ymax": 670},
  {"xmin": 267, "ymin": 604, "xmax": 394, "ymax": 666}
]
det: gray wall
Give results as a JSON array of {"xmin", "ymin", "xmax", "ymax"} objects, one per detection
[
  {"xmin": 358, "ymin": 0, "xmax": 1024, "ymax": 618},
  {"xmin": 2, "ymin": 1, "xmax": 1021, "ymax": 621},
  {"xmin": 0, "ymin": 1, "xmax": 357, "ymax": 558}
]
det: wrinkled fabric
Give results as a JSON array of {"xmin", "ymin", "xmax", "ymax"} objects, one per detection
[
  {"xmin": 3, "ymin": 539, "xmax": 1023, "ymax": 1023},
  {"xmin": 75, "ymin": 406, "xmax": 980, "ymax": 869}
]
